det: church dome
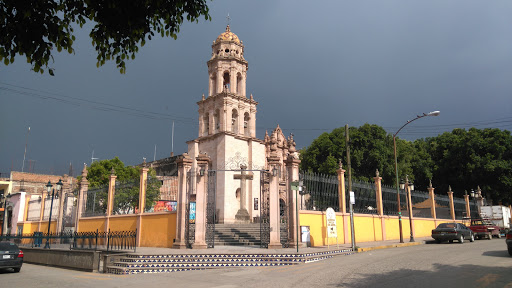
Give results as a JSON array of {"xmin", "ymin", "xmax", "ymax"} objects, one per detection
[{"xmin": 215, "ymin": 25, "xmax": 241, "ymax": 44}]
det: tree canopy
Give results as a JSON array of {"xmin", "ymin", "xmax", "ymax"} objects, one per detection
[
  {"xmin": 79, "ymin": 157, "xmax": 161, "ymax": 214},
  {"xmin": 0, "ymin": 0, "xmax": 211, "ymax": 75},
  {"xmin": 300, "ymin": 125, "xmax": 512, "ymax": 205}
]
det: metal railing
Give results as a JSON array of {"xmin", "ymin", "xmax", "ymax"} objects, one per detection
[{"xmin": 0, "ymin": 230, "xmax": 136, "ymax": 252}]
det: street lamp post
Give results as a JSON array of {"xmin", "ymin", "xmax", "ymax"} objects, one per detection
[
  {"xmin": 470, "ymin": 189, "xmax": 481, "ymax": 218},
  {"xmin": 44, "ymin": 179, "xmax": 63, "ymax": 249},
  {"xmin": 393, "ymin": 111, "xmax": 440, "ymax": 243}
]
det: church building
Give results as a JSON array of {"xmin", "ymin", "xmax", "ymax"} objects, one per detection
[{"xmin": 186, "ymin": 25, "xmax": 298, "ymax": 224}]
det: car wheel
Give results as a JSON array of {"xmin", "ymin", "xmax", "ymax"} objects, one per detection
[
  {"xmin": 458, "ymin": 234, "xmax": 464, "ymax": 244},
  {"xmin": 449, "ymin": 240, "xmax": 453, "ymax": 243},
  {"xmin": 488, "ymin": 232, "xmax": 492, "ymax": 240},
  {"xmin": 435, "ymin": 239, "xmax": 441, "ymax": 244},
  {"xmin": 470, "ymin": 233, "xmax": 475, "ymax": 242},
  {"xmin": 13, "ymin": 267, "xmax": 21, "ymax": 273}
]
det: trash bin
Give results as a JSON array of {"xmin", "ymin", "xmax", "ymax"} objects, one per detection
[{"xmin": 33, "ymin": 232, "xmax": 43, "ymax": 247}]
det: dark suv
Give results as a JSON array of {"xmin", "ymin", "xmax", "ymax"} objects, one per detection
[{"xmin": 0, "ymin": 242, "xmax": 23, "ymax": 272}]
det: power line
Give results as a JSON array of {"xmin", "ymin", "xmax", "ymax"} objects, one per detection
[{"xmin": 0, "ymin": 82, "xmax": 198, "ymax": 124}]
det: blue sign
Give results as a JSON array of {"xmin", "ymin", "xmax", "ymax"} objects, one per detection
[{"xmin": 189, "ymin": 202, "xmax": 196, "ymax": 223}]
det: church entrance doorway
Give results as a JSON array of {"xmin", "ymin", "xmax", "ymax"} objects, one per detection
[{"xmin": 195, "ymin": 168, "xmax": 275, "ymax": 248}]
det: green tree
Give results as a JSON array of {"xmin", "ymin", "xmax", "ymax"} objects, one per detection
[
  {"xmin": 300, "ymin": 124, "xmax": 397, "ymax": 184},
  {"xmin": 300, "ymin": 124, "xmax": 512, "ymax": 205},
  {"xmin": 79, "ymin": 157, "xmax": 161, "ymax": 214},
  {"xmin": 424, "ymin": 128, "xmax": 512, "ymax": 205},
  {"xmin": 0, "ymin": 0, "xmax": 211, "ymax": 75}
]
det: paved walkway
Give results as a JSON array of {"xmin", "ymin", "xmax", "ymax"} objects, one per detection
[{"xmin": 131, "ymin": 236, "xmax": 433, "ymax": 255}]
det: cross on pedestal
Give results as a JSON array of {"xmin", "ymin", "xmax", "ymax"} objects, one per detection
[{"xmin": 234, "ymin": 164, "xmax": 253, "ymax": 222}]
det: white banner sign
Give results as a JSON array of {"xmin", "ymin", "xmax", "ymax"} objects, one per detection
[{"xmin": 326, "ymin": 207, "xmax": 337, "ymax": 238}]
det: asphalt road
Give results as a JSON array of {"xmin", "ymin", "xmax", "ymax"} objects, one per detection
[{"xmin": 1, "ymin": 239, "xmax": 510, "ymax": 288}]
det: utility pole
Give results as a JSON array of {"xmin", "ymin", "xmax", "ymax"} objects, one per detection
[
  {"xmin": 22, "ymin": 126, "xmax": 30, "ymax": 172},
  {"xmin": 345, "ymin": 124, "xmax": 355, "ymax": 250}
]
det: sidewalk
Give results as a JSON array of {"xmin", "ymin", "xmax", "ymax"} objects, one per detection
[{"xmin": 130, "ymin": 237, "xmax": 433, "ymax": 255}]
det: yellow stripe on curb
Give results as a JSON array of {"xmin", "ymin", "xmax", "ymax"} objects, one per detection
[{"xmin": 356, "ymin": 242, "xmax": 423, "ymax": 252}]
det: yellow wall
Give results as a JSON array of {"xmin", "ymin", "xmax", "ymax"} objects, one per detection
[
  {"xmin": 300, "ymin": 211, "xmax": 463, "ymax": 247},
  {"xmin": 140, "ymin": 213, "xmax": 177, "ymax": 247},
  {"xmin": 299, "ymin": 211, "xmax": 345, "ymax": 246},
  {"xmin": 77, "ymin": 213, "xmax": 177, "ymax": 247},
  {"xmin": 109, "ymin": 215, "xmax": 137, "ymax": 231},
  {"xmin": 17, "ymin": 222, "xmax": 39, "ymax": 234},
  {"xmin": 79, "ymin": 218, "xmax": 106, "ymax": 232}
]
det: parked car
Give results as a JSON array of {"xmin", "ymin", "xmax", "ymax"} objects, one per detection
[
  {"xmin": 469, "ymin": 218, "xmax": 501, "ymax": 240},
  {"xmin": 506, "ymin": 230, "xmax": 512, "ymax": 256},
  {"xmin": 0, "ymin": 242, "xmax": 23, "ymax": 273},
  {"xmin": 432, "ymin": 222, "xmax": 475, "ymax": 244}
]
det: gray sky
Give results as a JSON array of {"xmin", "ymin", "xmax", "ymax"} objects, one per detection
[{"xmin": 1, "ymin": 1, "xmax": 511, "ymax": 176}]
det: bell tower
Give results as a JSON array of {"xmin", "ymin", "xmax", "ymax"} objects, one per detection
[{"xmin": 197, "ymin": 25, "xmax": 257, "ymax": 139}]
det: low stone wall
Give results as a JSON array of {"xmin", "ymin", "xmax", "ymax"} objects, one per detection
[{"xmin": 22, "ymin": 247, "xmax": 101, "ymax": 272}]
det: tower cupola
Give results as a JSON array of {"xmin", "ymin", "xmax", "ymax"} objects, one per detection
[{"xmin": 207, "ymin": 25, "xmax": 248, "ymax": 97}]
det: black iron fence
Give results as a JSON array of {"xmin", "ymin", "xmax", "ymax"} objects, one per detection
[
  {"xmin": 0, "ymin": 229, "xmax": 136, "ymax": 252},
  {"xmin": 300, "ymin": 172, "xmax": 339, "ymax": 212},
  {"xmin": 299, "ymin": 171, "xmax": 474, "ymax": 219}
]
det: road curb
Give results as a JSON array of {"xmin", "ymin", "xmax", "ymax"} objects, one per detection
[{"xmin": 356, "ymin": 241, "xmax": 424, "ymax": 252}]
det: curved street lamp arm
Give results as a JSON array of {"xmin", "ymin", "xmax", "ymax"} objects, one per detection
[{"xmin": 393, "ymin": 111, "xmax": 440, "ymax": 138}]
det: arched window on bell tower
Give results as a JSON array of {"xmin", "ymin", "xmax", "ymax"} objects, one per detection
[
  {"xmin": 223, "ymin": 71, "xmax": 230, "ymax": 92},
  {"xmin": 236, "ymin": 73, "xmax": 242, "ymax": 95},
  {"xmin": 204, "ymin": 113, "xmax": 210, "ymax": 136},
  {"xmin": 244, "ymin": 112, "xmax": 250, "ymax": 136},
  {"xmin": 231, "ymin": 109, "xmax": 238, "ymax": 133}
]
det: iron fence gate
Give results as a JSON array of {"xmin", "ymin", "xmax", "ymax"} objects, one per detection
[
  {"xmin": 185, "ymin": 171, "xmax": 194, "ymax": 248},
  {"xmin": 206, "ymin": 170, "xmax": 216, "ymax": 248},
  {"xmin": 260, "ymin": 171, "xmax": 270, "ymax": 248}
]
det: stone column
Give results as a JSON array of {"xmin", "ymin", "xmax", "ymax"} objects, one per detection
[
  {"xmin": 38, "ymin": 190, "xmax": 47, "ymax": 232},
  {"xmin": 230, "ymin": 68, "xmax": 236, "ymax": 94},
  {"xmin": 336, "ymin": 160, "xmax": 346, "ymax": 214},
  {"xmin": 374, "ymin": 169, "xmax": 385, "ymax": 241},
  {"xmin": 250, "ymin": 105, "xmax": 257, "ymax": 138},
  {"xmin": 217, "ymin": 70, "xmax": 223, "ymax": 94},
  {"xmin": 267, "ymin": 155, "xmax": 282, "ymax": 249},
  {"xmin": 447, "ymin": 186, "xmax": 455, "ymax": 221},
  {"xmin": 173, "ymin": 154, "xmax": 193, "ymax": 249},
  {"xmin": 226, "ymin": 107, "xmax": 232, "ymax": 133},
  {"xmin": 464, "ymin": 192, "xmax": 470, "ymax": 219},
  {"xmin": 286, "ymin": 154, "xmax": 302, "ymax": 248},
  {"xmin": 56, "ymin": 179, "xmax": 66, "ymax": 237},
  {"xmin": 428, "ymin": 180, "xmax": 436, "ymax": 220},
  {"xmin": 136, "ymin": 163, "xmax": 149, "ymax": 247},
  {"xmin": 76, "ymin": 164, "xmax": 89, "ymax": 232},
  {"xmin": 105, "ymin": 169, "xmax": 117, "ymax": 234},
  {"xmin": 374, "ymin": 170, "xmax": 383, "ymax": 216},
  {"xmin": 405, "ymin": 176, "xmax": 415, "ymax": 238},
  {"xmin": 192, "ymin": 153, "xmax": 210, "ymax": 249}
]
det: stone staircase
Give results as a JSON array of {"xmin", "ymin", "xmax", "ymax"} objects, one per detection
[
  {"xmin": 105, "ymin": 249, "xmax": 354, "ymax": 275},
  {"xmin": 212, "ymin": 223, "xmax": 289, "ymax": 246},
  {"xmin": 213, "ymin": 223, "xmax": 261, "ymax": 246}
]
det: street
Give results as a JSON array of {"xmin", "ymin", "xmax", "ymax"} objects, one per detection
[{"xmin": 1, "ymin": 239, "xmax": 511, "ymax": 288}]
